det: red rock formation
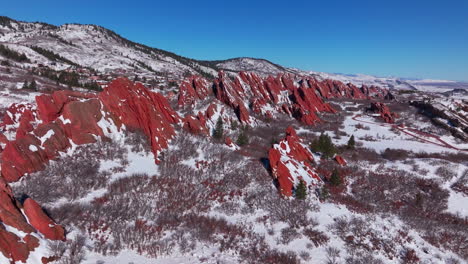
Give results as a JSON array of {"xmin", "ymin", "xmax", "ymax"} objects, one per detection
[
  {"xmin": 334, "ymin": 155, "xmax": 347, "ymax": 166},
  {"xmin": 369, "ymin": 102, "xmax": 398, "ymax": 123},
  {"xmin": 1, "ymin": 134, "xmax": 48, "ymax": 182},
  {"xmin": 224, "ymin": 136, "xmax": 238, "ymax": 150},
  {"xmin": 206, "ymin": 103, "xmax": 218, "ymax": 120},
  {"xmin": 23, "ymin": 198, "xmax": 65, "ymax": 241},
  {"xmin": 177, "ymin": 75, "xmax": 212, "ymax": 106},
  {"xmin": 268, "ymin": 126, "xmax": 321, "ymax": 197},
  {"xmin": 0, "ymin": 178, "xmax": 35, "ymax": 233},
  {"xmin": 99, "ymin": 78, "xmax": 180, "ymax": 161},
  {"xmin": 183, "ymin": 114, "xmax": 208, "ymax": 135},
  {"xmin": 1, "ymin": 103, "xmax": 35, "ymax": 126},
  {"xmin": 0, "ymin": 177, "xmax": 61, "ymax": 262},
  {"xmin": 178, "ymin": 71, "xmax": 390, "ymax": 127},
  {"xmin": 0, "ymin": 228, "xmax": 30, "ymax": 263},
  {"xmin": 1, "ymin": 77, "xmax": 181, "ymax": 183},
  {"xmin": 213, "ymin": 71, "xmax": 251, "ymax": 123},
  {"xmin": 36, "ymin": 91, "xmax": 97, "ymax": 124}
]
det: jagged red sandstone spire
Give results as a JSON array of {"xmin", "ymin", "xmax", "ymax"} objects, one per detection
[{"xmin": 268, "ymin": 126, "xmax": 321, "ymax": 197}]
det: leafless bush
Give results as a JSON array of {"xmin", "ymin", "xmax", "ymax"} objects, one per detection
[
  {"xmin": 435, "ymin": 165, "xmax": 457, "ymax": 182},
  {"xmin": 331, "ymin": 215, "xmax": 396, "ymax": 260},
  {"xmin": 50, "ymin": 234, "xmax": 86, "ymax": 264},
  {"xmin": 304, "ymin": 228, "xmax": 329, "ymax": 247},
  {"xmin": 325, "ymin": 246, "xmax": 340, "ymax": 264},
  {"xmin": 355, "ymin": 123, "xmax": 370, "ymax": 130},
  {"xmin": 124, "ymin": 128, "xmax": 151, "ymax": 154},
  {"xmin": 264, "ymin": 198, "xmax": 316, "ymax": 228},
  {"xmin": 451, "ymin": 169, "xmax": 468, "ymax": 195},
  {"xmin": 13, "ymin": 142, "xmax": 114, "ymax": 203},
  {"xmin": 345, "ymin": 254, "xmax": 384, "ymax": 264},
  {"xmin": 348, "ymin": 147, "xmax": 381, "ymax": 164},
  {"xmin": 280, "ymin": 226, "xmax": 300, "ymax": 244},
  {"xmin": 414, "ymin": 151, "xmax": 468, "ymax": 163},
  {"xmin": 381, "ymin": 148, "xmax": 410, "ymax": 161}
]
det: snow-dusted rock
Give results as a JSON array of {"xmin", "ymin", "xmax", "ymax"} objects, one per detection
[{"xmin": 268, "ymin": 126, "xmax": 321, "ymax": 197}]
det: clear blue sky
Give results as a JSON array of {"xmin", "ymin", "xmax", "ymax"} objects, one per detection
[{"xmin": 2, "ymin": 0, "xmax": 468, "ymax": 81}]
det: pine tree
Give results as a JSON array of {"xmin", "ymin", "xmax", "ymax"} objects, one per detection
[
  {"xmin": 311, "ymin": 132, "xmax": 336, "ymax": 159},
  {"xmin": 28, "ymin": 80, "xmax": 37, "ymax": 91},
  {"xmin": 330, "ymin": 168, "xmax": 342, "ymax": 186},
  {"xmin": 213, "ymin": 117, "xmax": 224, "ymax": 140},
  {"xmin": 295, "ymin": 180, "xmax": 307, "ymax": 200},
  {"xmin": 320, "ymin": 186, "xmax": 330, "ymax": 200},
  {"xmin": 236, "ymin": 127, "xmax": 249, "ymax": 146},
  {"xmin": 347, "ymin": 135, "xmax": 355, "ymax": 149},
  {"xmin": 22, "ymin": 80, "xmax": 29, "ymax": 90},
  {"xmin": 231, "ymin": 120, "xmax": 238, "ymax": 130}
]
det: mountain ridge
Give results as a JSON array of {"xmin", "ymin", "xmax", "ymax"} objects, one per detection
[{"xmin": 2, "ymin": 15, "xmax": 467, "ymax": 92}]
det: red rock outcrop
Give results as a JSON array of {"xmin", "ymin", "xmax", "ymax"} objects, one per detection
[
  {"xmin": 178, "ymin": 71, "xmax": 390, "ymax": 126},
  {"xmin": 178, "ymin": 75, "xmax": 211, "ymax": 106},
  {"xmin": 1, "ymin": 78, "xmax": 180, "ymax": 183},
  {"xmin": 0, "ymin": 177, "xmax": 63, "ymax": 262},
  {"xmin": 369, "ymin": 102, "xmax": 398, "ymax": 123},
  {"xmin": 99, "ymin": 78, "xmax": 180, "ymax": 160},
  {"xmin": 213, "ymin": 71, "xmax": 251, "ymax": 123},
  {"xmin": 334, "ymin": 155, "xmax": 347, "ymax": 166},
  {"xmin": 183, "ymin": 114, "xmax": 208, "ymax": 135},
  {"xmin": 36, "ymin": 91, "xmax": 97, "ymax": 124},
  {"xmin": 23, "ymin": 198, "xmax": 65, "ymax": 241},
  {"xmin": 1, "ymin": 134, "xmax": 48, "ymax": 182},
  {"xmin": 268, "ymin": 126, "xmax": 321, "ymax": 197},
  {"xmin": 0, "ymin": 228, "xmax": 30, "ymax": 263}
]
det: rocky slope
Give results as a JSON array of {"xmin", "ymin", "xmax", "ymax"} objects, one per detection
[{"xmin": 0, "ymin": 69, "xmax": 395, "ymax": 262}]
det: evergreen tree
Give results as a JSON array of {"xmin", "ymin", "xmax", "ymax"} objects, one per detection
[
  {"xmin": 28, "ymin": 80, "xmax": 37, "ymax": 91},
  {"xmin": 213, "ymin": 117, "xmax": 224, "ymax": 140},
  {"xmin": 295, "ymin": 180, "xmax": 307, "ymax": 200},
  {"xmin": 236, "ymin": 127, "xmax": 249, "ymax": 146},
  {"xmin": 310, "ymin": 132, "xmax": 336, "ymax": 159},
  {"xmin": 231, "ymin": 120, "xmax": 238, "ymax": 130},
  {"xmin": 22, "ymin": 80, "xmax": 29, "ymax": 90},
  {"xmin": 330, "ymin": 168, "xmax": 342, "ymax": 186},
  {"xmin": 320, "ymin": 186, "xmax": 330, "ymax": 201},
  {"xmin": 347, "ymin": 135, "xmax": 356, "ymax": 149}
]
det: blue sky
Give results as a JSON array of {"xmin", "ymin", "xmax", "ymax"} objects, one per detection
[{"xmin": 2, "ymin": 0, "xmax": 468, "ymax": 81}]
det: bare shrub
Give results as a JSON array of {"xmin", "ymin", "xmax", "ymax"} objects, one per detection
[
  {"xmin": 304, "ymin": 228, "xmax": 329, "ymax": 247},
  {"xmin": 50, "ymin": 234, "xmax": 87, "ymax": 264},
  {"xmin": 325, "ymin": 246, "xmax": 340, "ymax": 264},
  {"xmin": 435, "ymin": 165, "xmax": 457, "ymax": 182},
  {"xmin": 299, "ymin": 251, "xmax": 311, "ymax": 261},
  {"xmin": 13, "ymin": 142, "xmax": 112, "ymax": 203},
  {"xmin": 280, "ymin": 226, "xmax": 300, "ymax": 244},
  {"xmin": 381, "ymin": 148, "xmax": 410, "ymax": 161},
  {"xmin": 345, "ymin": 254, "xmax": 384, "ymax": 264},
  {"xmin": 124, "ymin": 128, "xmax": 151, "ymax": 154},
  {"xmin": 451, "ymin": 169, "xmax": 468, "ymax": 195}
]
